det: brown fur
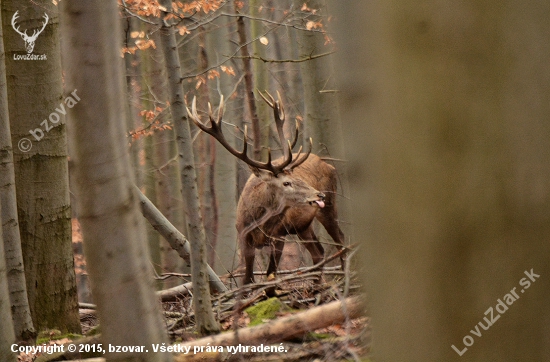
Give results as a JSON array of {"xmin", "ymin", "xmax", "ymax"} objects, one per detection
[{"xmin": 236, "ymin": 154, "xmax": 344, "ymax": 285}]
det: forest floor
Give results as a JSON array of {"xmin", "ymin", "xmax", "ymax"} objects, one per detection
[{"xmin": 19, "ymin": 251, "xmax": 369, "ymax": 361}]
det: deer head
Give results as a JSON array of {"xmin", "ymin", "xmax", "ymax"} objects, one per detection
[{"xmin": 11, "ymin": 11, "xmax": 49, "ymax": 54}]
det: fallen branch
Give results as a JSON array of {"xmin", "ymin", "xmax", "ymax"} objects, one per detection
[
  {"xmin": 174, "ymin": 296, "xmax": 363, "ymax": 358},
  {"xmin": 157, "ymin": 282, "xmax": 193, "ymax": 301},
  {"xmin": 134, "ymin": 185, "xmax": 227, "ymax": 293}
]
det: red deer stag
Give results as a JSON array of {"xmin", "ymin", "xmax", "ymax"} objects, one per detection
[{"xmin": 187, "ymin": 92, "xmax": 344, "ymax": 285}]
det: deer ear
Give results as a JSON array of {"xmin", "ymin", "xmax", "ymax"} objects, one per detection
[{"xmin": 249, "ymin": 165, "xmax": 273, "ymax": 181}]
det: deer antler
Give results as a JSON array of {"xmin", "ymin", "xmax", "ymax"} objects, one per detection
[
  {"xmin": 187, "ymin": 94, "xmax": 311, "ymax": 176},
  {"xmin": 258, "ymin": 90, "xmax": 312, "ymax": 170}
]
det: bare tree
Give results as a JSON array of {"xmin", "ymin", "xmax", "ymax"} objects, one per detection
[
  {"xmin": 0, "ymin": 5, "xmax": 34, "ymax": 343},
  {"xmin": 158, "ymin": 0, "xmax": 220, "ymax": 335},
  {"xmin": 2, "ymin": 0, "xmax": 80, "ymax": 333},
  {"xmin": 206, "ymin": 14, "xmax": 238, "ymax": 275},
  {"xmin": 0, "ymin": 201, "xmax": 17, "ymax": 362},
  {"xmin": 60, "ymin": 1, "xmax": 170, "ymax": 360},
  {"xmin": 332, "ymin": 1, "xmax": 550, "ymax": 360}
]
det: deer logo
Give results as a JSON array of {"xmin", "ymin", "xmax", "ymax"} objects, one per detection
[{"xmin": 11, "ymin": 11, "xmax": 49, "ymax": 54}]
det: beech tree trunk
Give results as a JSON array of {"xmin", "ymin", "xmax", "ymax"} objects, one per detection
[
  {"xmin": 235, "ymin": 1, "xmax": 262, "ymax": 160},
  {"xmin": 0, "ymin": 201, "xmax": 17, "ymax": 362},
  {"xmin": 206, "ymin": 14, "xmax": 238, "ymax": 275},
  {"xmin": 1, "ymin": 0, "xmax": 80, "ymax": 333},
  {"xmin": 158, "ymin": 0, "xmax": 220, "ymax": 335},
  {"xmin": 250, "ymin": 0, "xmax": 270, "ymax": 160},
  {"xmin": 333, "ymin": 1, "xmax": 550, "ymax": 360},
  {"xmin": 60, "ymin": 1, "xmax": 170, "ymax": 360},
  {"xmin": 0, "ymin": 7, "xmax": 35, "ymax": 343},
  {"xmin": 148, "ymin": 30, "xmax": 188, "ymax": 288}
]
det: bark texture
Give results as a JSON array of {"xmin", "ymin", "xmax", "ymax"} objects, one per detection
[
  {"xmin": 0, "ymin": 5, "xmax": 35, "ymax": 342},
  {"xmin": 206, "ymin": 14, "xmax": 238, "ymax": 275},
  {"xmin": 60, "ymin": 1, "xmax": 170, "ymax": 360},
  {"xmin": 0, "ymin": 201, "xmax": 17, "ymax": 362},
  {"xmin": 2, "ymin": 0, "xmax": 80, "ymax": 333},
  {"xmin": 333, "ymin": 1, "xmax": 550, "ymax": 360},
  {"xmin": 158, "ymin": 0, "xmax": 220, "ymax": 335}
]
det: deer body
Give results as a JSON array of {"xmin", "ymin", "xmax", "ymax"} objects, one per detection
[
  {"xmin": 237, "ymin": 154, "xmax": 344, "ymax": 284},
  {"xmin": 187, "ymin": 92, "xmax": 344, "ymax": 286}
]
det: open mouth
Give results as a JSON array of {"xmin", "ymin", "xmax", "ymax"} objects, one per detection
[{"xmin": 309, "ymin": 200, "xmax": 325, "ymax": 208}]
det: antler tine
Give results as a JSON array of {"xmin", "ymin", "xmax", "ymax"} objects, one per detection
[
  {"xmin": 289, "ymin": 120, "xmax": 300, "ymax": 150},
  {"xmin": 217, "ymin": 95, "xmax": 224, "ymax": 127},
  {"xmin": 188, "ymin": 95, "xmax": 291, "ymax": 175},
  {"xmin": 289, "ymin": 137, "xmax": 313, "ymax": 170},
  {"xmin": 258, "ymin": 90, "xmax": 275, "ymax": 108}
]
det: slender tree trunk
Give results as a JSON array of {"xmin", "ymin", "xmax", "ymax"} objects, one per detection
[
  {"xmin": 295, "ymin": 0, "xmax": 341, "ymax": 155},
  {"xmin": 60, "ymin": 2, "xmax": 170, "ymax": 361},
  {"xmin": 144, "ymin": 133, "xmax": 162, "ymax": 277},
  {"xmin": 2, "ymin": 0, "xmax": 80, "ymax": 333},
  {"xmin": 0, "ymin": 7, "xmax": 35, "ymax": 343},
  {"xmin": 0, "ymin": 201, "xmax": 17, "ymax": 362},
  {"xmin": 196, "ymin": 33, "xmax": 219, "ymax": 268},
  {"xmin": 206, "ymin": 14, "xmax": 238, "ymax": 275},
  {"xmin": 333, "ymin": 1, "xmax": 550, "ymax": 360},
  {"xmin": 158, "ymin": 0, "xmax": 220, "ymax": 335},
  {"xmin": 123, "ymin": 16, "xmax": 143, "ymax": 187},
  {"xmin": 250, "ymin": 0, "xmax": 270, "ymax": 159},
  {"xmin": 134, "ymin": 24, "xmax": 163, "ymax": 280},
  {"xmin": 148, "ymin": 30, "xmax": 188, "ymax": 288},
  {"xmin": 296, "ymin": 0, "xmax": 348, "ymax": 259},
  {"xmin": 235, "ymin": 1, "xmax": 262, "ymax": 160}
]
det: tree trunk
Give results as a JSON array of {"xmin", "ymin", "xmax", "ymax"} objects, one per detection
[
  {"xmin": 333, "ymin": 1, "xmax": 550, "ymax": 360},
  {"xmin": 158, "ymin": 0, "xmax": 220, "ymax": 335},
  {"xmin": 295, "ymin": 0, "xmax": 340, "ymax": 155},
  {"xmin": 250, "ymin": 0, "xmax": 270, "ymax": 160},
  {"xmin": 296, "ymin": 0, "xmax": 349, "ymax": 262},
  {"xmin": 196, "ymin": 33, "xmax": 219, "ymax": 269},
  {"xmin": 0, "ymin": 6, "xmax": 35, "ymax": 343},
  {"xmin": 0, "ymin": 201, "xmax": 17, "ymax": 362},
  {"xmin": 1, "ymin": 0, "xmax": 80, "ymax": 333},
  {"xmin": 206, "ymin": 15, "xmax": 238, "ymax": 275},
  {"xmin": 235, "ymin": 1, "xmax": 262, "ymax": 160},
  {"xmin": 60, "ymin": 1, "xmax": 170, "ymax": 360},
  {"xmin": 148, "ymin": 30, "xmax": 188, "ymax": 288},
  {"xmin": 135, "ymin": 23, "xmax": 162, "ymax": 279}
]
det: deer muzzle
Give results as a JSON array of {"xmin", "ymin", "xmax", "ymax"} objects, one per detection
[{"xmin": 308, "ymin": 193, "xmax": 326, "ymax": 208}]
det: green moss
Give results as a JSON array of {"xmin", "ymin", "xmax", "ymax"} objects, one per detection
[
  {"xmin": 305, "ymin": 332, "xmax": 332, "ymax": 340},
  {"xmin": 86, "ymin": 325, "xmax": 101, "ymax": 336},
  {"xmin": 244, "ymin": 297, "xmax": 290, "ymax": 326},
  {"xmin": 36, "ymin": 329, "xmax": 83, "ymax": 344}
]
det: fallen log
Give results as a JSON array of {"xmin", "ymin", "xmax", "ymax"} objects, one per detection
[
  {"xmin": 172, "ymin": 296, "xmax": 363, "ymax": 360},
  {"xmin": 134, "ymin": 185, "xmax": 227, "ymax": 293},
  {"xmin": 158, "ymin": 282, "xmax": 193, "ymax": 301},
  {"xmin": 45, "ymin": 297, "xmax": 363, "ymax": 362}
]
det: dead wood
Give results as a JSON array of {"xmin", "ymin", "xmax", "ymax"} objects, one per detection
[
  {"xmin": 134, "ymin": 185, "xmax": 227, "ymax": 293},
  {"xmin": 172, "ymin": 296, "xmax": 363, "ymax": 360}
]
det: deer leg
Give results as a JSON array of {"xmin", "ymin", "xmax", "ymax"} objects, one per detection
[
  {"xmin": 243, "ymin": 235, "xmax": 256, "ymax": 285},
  {"xmin": 317, "ymin": 209, "xmax": 345, "ymax": 269},
  {"xmin": 266, "ymin": 238, "xmax": 284, "ymax": 279},
  {"xmin": 299, "ymin": 227, "xmax": 324, "ymax": 265},
  {"xmin": 298, "ymin": 227, "xmax": 326, "ymax": 284}
]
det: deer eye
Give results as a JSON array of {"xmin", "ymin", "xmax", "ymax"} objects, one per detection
[{"xmin": 283, "ymin": 181, "xmax": 291, "ymax": 187}]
